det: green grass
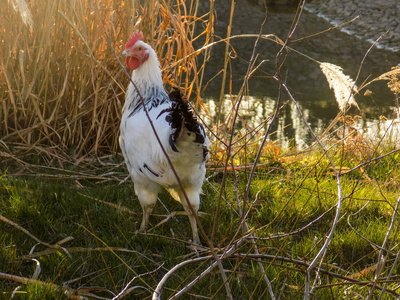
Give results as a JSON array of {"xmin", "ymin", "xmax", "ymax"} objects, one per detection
[{"xmin": 1, "ymin": 148, "xmax": 400, "ymax": 299}]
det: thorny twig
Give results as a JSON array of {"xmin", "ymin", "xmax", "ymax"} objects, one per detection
[
  {"xmin": 112, "ymin": 264, "xmax": 163, "ymax": 300},
  {"xmin": 157, "ymin": 239, "xmax": 246, "ymax": 300},
  {"xmin": 368, "ymin": 193, "xmax": 400, "ymax": 299},
  {"xmin": 269, "ymin": 1, "xmax": 343, "ymax": 297},
  {"xmin": 280, "ymin": 82, "xmax": 343, "ymax": 299},
  {"xmin": 219, "ymin": 3, "xmax": 276, "ymax": 298}
]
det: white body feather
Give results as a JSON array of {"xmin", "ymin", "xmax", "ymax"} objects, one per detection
[{"xmin": 119, "ymin": 39, "xmax": 209, "ymax": 244}]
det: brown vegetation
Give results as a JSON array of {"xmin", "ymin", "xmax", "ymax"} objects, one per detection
[{"xmin": 0, "ymin": 0, "xmax": 212, "ymax": 161}]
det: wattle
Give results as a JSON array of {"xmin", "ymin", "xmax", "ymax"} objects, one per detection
[{"xmin": 126, "ymin": 56, "xmax": 140, "ymax": 70}]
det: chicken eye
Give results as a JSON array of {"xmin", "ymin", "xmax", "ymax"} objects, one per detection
[{"xmin": 137, "ymin": 46, "xmax": 143, "ymax": 51}]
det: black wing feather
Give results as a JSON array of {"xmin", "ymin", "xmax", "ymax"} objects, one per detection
[{"xmin": 157, "ymin": 88, "xmax": 205, "ymax": 152}]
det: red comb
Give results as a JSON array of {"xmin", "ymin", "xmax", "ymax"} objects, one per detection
[{"xmin": 125, "ymin": 31, "xmax": 143, "ymax": 49}]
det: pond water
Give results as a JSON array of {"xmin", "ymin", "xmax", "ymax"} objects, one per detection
[{"xmin": 199, "ymin": 1, "xmax": 400, "ymax": 148}]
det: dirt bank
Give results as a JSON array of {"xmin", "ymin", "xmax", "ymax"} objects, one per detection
[{"xmin": 305, "ymin": 0, "xmax": 400, "ymax": 52}]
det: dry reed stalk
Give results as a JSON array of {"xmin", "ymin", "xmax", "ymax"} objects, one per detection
[
  {"xmin": 1, "ymin": 0, "xmax": 212, "ymax": 161},
  {"xmin": 0, "ymin": 272, "xmax": 87, "ymax": 300},
  {"xmin": 217, "ymin": 0, "xmax": 235, "ymax": 121},
  {"xmin": 0, "ymin": 215, "xmax": 57, "ymax": 249},
  {"xmin": 361, "ymin": 66, "xmax": 400, "ymax": 94}
]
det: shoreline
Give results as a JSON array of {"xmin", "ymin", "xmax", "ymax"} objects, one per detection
[{"xmin": 304, "ymin": 0, "xmax": 400, "ymax": 52}]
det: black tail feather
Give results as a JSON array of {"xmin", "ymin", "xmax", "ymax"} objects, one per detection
[{"xmin": 157, "ymin": 88, "xmax": 205, "ymax": 151}]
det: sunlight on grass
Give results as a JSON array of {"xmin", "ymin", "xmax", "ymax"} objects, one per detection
[{"xmin": 3, "ymin": 145, "xmax": 399, "ymax": 298}]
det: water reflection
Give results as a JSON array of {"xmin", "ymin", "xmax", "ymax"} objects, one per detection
[
  {"xmin": 204, "ymin": 94, "xmax": 310, "ymax": 149},
  {"xmin": 197, "ymin": 1, "xmax": 399, "ymax": 146},
  {"xmin": 353, "ymin": 117, "xmax": 400, "ymax": 147},
  {"xmin": 204, "ymin": 95, "xmax": 400, "ymax": 150}
]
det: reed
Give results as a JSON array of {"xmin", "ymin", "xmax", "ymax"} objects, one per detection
[{"xmin": 0, "ymin": 0, "xmax": 212, "ymax": 161}]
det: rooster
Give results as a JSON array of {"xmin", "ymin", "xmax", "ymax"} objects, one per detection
[{"xmin": 119, "ymin": 32, "xmax": 209, "ymax": 245}]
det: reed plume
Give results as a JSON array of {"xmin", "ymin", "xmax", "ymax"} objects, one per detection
[{"xmin": 320, "ymin": 62, "xmax": 359, "ymax": 111}]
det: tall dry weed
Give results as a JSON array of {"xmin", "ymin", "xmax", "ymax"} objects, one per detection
[{"xmin": 0, "ymin": 0, "xmax": 213, "ymax": 161}]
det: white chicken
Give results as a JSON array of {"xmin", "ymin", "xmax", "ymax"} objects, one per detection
[{"xmin": 119, "ymin": 32, "xmax": 209, "ymax": 245}]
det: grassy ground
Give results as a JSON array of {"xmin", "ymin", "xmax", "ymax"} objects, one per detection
[{"xmin": 1, "ymin": 144, "xmax": 400, "ymax": 299}]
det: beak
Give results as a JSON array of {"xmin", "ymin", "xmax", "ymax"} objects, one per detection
[{"xmin": 122, "ymin": 49, "xmax": 131, "ymax": 57}]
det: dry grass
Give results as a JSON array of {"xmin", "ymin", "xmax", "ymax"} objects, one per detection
[
  {"xmin": 0, "ymin": 0, "xmax": 213, "ymax": 162},
  {"xmin": 2, "ymin": 0, "xmax": 394, "ymax": 166}
]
